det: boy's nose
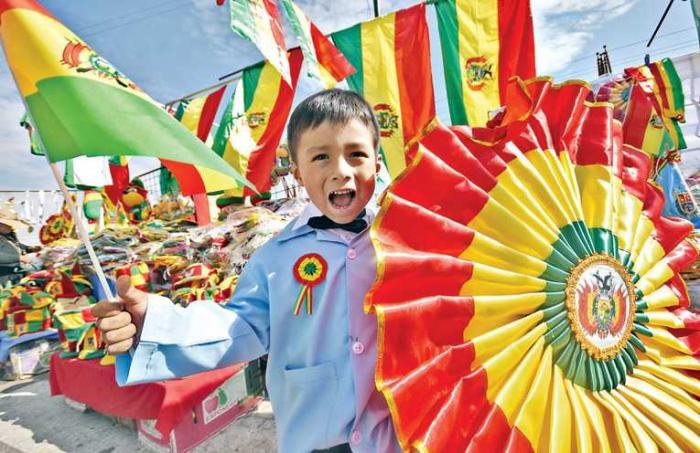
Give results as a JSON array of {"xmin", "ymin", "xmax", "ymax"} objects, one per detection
[{"xmin": 331, "ymin": 158, "xmax": 353, "ymax": 180}]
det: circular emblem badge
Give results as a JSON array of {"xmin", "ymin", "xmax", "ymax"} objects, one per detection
[
  {"xmin": 566, "ymin": 255, "xmax": 636, "ymax": 360},
  {"xmin": 293, "ymin": 253, "xmax": 327, "ymax": 287},
  {"xmin": 292, "ymin": 253, "xmax": 328, "ymax": 316}
]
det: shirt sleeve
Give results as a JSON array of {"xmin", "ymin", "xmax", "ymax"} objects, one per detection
[{"xmin": 115, "ymin": 257, "xmax": 270, "ymax": 386}]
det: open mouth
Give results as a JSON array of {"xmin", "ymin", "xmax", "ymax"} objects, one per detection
[{"xmin": 328, "ymin": 189, "xmax": 356, "ymax": 209}]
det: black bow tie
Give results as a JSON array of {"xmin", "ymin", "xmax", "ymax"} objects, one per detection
[{"xmin": 308, "ymin": 209, "xmax": 368, "ymax": 233}]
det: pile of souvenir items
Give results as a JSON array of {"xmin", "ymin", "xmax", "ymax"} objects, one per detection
[
  {"xmin": 5, "ymin": 193, "xmax": 305, "ymax": 364},
  {"xmin": 0, "ymin": 265, "xmax": 107, "ymax": 363},
  {"xmin": 113, "ymin": 204, "xmax": 302, "ymax": 307}
]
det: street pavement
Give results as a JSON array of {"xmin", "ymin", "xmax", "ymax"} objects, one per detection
[{"xmin": 0, "ymin": 374, "xmax": 276, "ymax": 452}]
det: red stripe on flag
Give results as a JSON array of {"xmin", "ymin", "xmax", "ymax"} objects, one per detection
[
  {"xmin": 370, "ymin": 251, "xmax": 474, "ymax": 305},
  {"xmin": 388, "ymin": 146, "xmax": 490, "ymax": 226},
  {"xmin": 504, "ymin": 426, "xmax": 536, "ymax": 453},
  {"xmin": 571, "ymin": 104, "xmax": 614, "ymax": 166},
  {"xmin": 393, "ymin": 3, "xmax": 435, "ymax": 146},
  {"xmin": 667, "ymin": 274, "xmax": 691, "ymax": 309},
  {"xmin": 310, "ymin": 22, "xmax": 355, "ymax": 81},
  {"xmin": 663, "ymin": 240, "xmax": 698, "ymax": 274},
  {"xmin": 648, "ymin": 62, "xmax": 670, "ymax": 111},
  {"xmin": 621, "ymin": 146, "xmax": 650, "ymax": 199},
  {"xmin": 623, "ymin": 84, "xmax": 654, "ymax": 149},
  {"xmin": 451, "ymin": 126, "xmax": 509, "ymax": 177},
  {"xmin": 422, "ymin": 124, "xmax": 498, "ymax": 191},
  {"xmin": 653, "ymin": 215, "xmax": 694, "ymax": 254},
  {"xmin": 0, "ymin": 0, "xmax": 53, "ymax": 22},
  {"xmin": 380, "ymin": 195, "xmax": 477, "ymax": 257},
  {"xmin": 262, "ymin": 0, "xmax": 287, "ymax": 64},
  {"xmin": 418, "ymin": 368, "xmax": 513, "ymax": 451},
  {"xmin": 160, "ymin": 159, "xmax": 205, "ymax": 196},
  {"xmin": 196, "ymin": 85, "xmax": 226, "ymax": 142},
  {"xmin": 242, "ymin": 49, "xmax": 303, "ymax": 196},
  {"xmin": 497, "ymin": 0, "xmax": 536, "ymax": 104}
]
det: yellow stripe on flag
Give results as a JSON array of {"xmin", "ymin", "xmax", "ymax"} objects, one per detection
[
  {"xmin": 360, "ymin": 15, "xmax": 405, "ymax": 177},
  {"xmin": 643, "ymin": 284, "xmax": 681, "ymax": 310},
  {"xmin": 541, "ymin": 365, "xmax": 573, "ymax": 451},
  {"xmin": 460, "ymin": 263, "xmax": 547, "ymax": 296},
  {"xmin": 477, "ymin": 315, "xmax": 546, "ymax": 382},
  {"xmin": 616, "ymin": 193, "xmax": 644, "ymax": 254},
  {"xmin": 180, "ymin": 96, "xmax": 207, "ymax": 134},
  {"xmin": 469, "ymin": 199, "xmax": 555, "ymax": 261},
  {"xmin": 464, "ymin": 293, "xmax": 548, "ymax": 339},
  {"xmin": 247, "ymin": 62, "xmax": 282, "ymax": 143},
  {"xmin": 575, "ymin": 164, "xmax": 615, "ymax": 230},
  {"xmin": 511, "ymin": 343, "xmax": 552, "ymax": 448},
  {"xmin": 574, "ymin": 385, "xmax": 612, "ymax": 453},
  {"xmin": 591, "ymin": 392, "xmax": 638, "ymax": 452},
  {"xmin": 629, "ymin": 215, "xmax": 655, "ymax": 265},
  {"xmin": 634, "ymin": 240, "xmax": 666, "ymax": 277},
  {"xmin": 456, "ymin": 0, "xmax": 499, "ymax": 126},
  {"xmin": 2, "ymin": 8, "xmax": 151, "ymax": 101},
  {"xmin": 458, "ymin": 232, "xmax": 548, "ymax": 277}
]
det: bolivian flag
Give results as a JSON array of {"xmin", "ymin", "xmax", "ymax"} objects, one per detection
[
  {"xmin": 645, "ymin": 58, "xmax": 687, "ymax": 150},
  {"xmin": 0, "ymin": 0, "xmax": 250, "ymax": 195},
  {"xmin": 175, "ymin": 85, "xmax": 227, "ymax": 142},
  {"xmin": 367, "ymin": 77, "xmax": 699, "ymax": 451},
  {"xmin": 213, "ymin": 49, "xmax": 302, "ymax": 204},
  {"xmin": 623, "ymin": 81, "xmax": 675, "ymax": 158},
  {"xmin": 279, "ymin": 0, "xmax": 354, "ymax": 89},
  {"xmin": 435, "ymin": 0, "xmax": 536, "ymax": 126},
  {"xmin": 332, "ymin": 3, "xmax": 435, "ymax": 178}
]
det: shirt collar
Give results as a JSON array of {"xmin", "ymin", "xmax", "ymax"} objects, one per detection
[
  {"xmin": 292, "ymin": 203, "xmax": 376, "ymax": 230},
  {"xmin": 277, "ymin": 201, "xmax": 377, "ymax": 243}
]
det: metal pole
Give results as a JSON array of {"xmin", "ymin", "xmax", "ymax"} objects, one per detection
[
  {"xmin": 373, "ymin": 0, "xmax": 380, "ymax": 17},
  {"xmin": 646, "ymin": 0, "xmax": 676, "ymax": 47}
]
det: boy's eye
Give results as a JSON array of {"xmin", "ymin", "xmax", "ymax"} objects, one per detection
[
  {"xmin": 311, "ymin": 154, "xmax": 328, "ymax": 162},
  {"xmin": 350, "ymin": 151, "xmax": 369, "ymax": 159}
]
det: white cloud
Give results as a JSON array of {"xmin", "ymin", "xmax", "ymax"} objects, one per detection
[
  {"xmin": 532, "ymin": 0, "xmax": 639, "ymax": 75},
  {"xmin": 189, "ymin": 0, "xmax": 233, "ymax": 58}
]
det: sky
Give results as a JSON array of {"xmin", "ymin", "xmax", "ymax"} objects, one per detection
[{"xmin": 0, "ymin": 0, "xmax": 697, "ymax": 191}]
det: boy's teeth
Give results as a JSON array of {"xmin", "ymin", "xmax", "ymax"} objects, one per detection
[{"xmin": 329, "ymin": 189, "xmax": 355, "ymax": 208}]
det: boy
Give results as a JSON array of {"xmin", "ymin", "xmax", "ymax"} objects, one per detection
[{"xmin": 92, "ymin": 89, "xmax": 402, "ymax": 453}]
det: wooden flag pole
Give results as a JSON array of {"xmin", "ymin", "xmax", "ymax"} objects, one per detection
[
  {"xmin": 22, "ymin": 111, "xmax": 116, "ymax": 301},
  {"xmin": 47, "ymin": 163, "xmax": 115, "ymax": 301}
]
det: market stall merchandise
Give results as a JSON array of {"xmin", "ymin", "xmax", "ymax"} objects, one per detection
[
  {"xmin": 366, "ymin": 77, "xmax": 699, "ymax": 451},
  {"xmin": 50, "ymin": 355, "xmax": 262, "ymax": 448}
]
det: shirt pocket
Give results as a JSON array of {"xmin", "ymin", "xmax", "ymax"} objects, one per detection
[{"xmin": 280, "ymin": 362, "xmax": 339, "ymax": 447}]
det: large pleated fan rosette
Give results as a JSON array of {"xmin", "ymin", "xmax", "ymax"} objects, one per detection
[{"xmin": 366, "ymin": 78, "xmax": 700, "ymax": 452}]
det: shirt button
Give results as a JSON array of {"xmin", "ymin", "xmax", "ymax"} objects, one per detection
[
  {"xmin": 352, "ymin": 341, "xmax": 364, "ymax": 354},
  {"xmin": 350, "ymin": 430, "xmax": 361, "ymax": 445},
  {"xmin": 347, "ymin": 248, "xmax": 357, "ymax": 259}
]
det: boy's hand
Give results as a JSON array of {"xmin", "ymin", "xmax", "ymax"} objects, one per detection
[{"xmin": 91, "ymin": 276, "xmax": 149, "ymax": 354}]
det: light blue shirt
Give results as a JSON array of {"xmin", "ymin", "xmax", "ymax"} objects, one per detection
[{"xmin": 115, "ymin": 204, "xmax": 400, "ymax": 453}]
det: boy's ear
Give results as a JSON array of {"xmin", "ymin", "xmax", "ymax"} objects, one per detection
[{"xmin": 291, "ymin": 163, "xmax": 304, "ymax": 187}]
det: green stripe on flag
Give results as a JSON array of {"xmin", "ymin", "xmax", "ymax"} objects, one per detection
[
  {"xmin": 435, "ymin": 0, "xmax": 469, "ymax": 125},
  {"xmin": 212, "ymin": 94, "xmax": 234, "ymax": 156},
  {"xmin": 331, "ymin": 25, "xmax": 363, "ymax": 94},
  {"xmin": 243, "ymin": 63, "xmax": 264, "ymax": 111},
  {"xmin": 661, "ymin": 58, "xmax": 684, "ymax": 114}
]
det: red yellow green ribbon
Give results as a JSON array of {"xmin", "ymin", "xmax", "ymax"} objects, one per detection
[{"xmin": 292, "ymin": 253, "xmax": 327, "ymax": 316}]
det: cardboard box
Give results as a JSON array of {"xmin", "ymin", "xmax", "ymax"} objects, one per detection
[
  {"xmin": 0, "ymin": 337, "xmax": 59, "ymax": 380},
  {"xmin": 137, "ymin": 363, "xmax": 263, "ymax": 452}
]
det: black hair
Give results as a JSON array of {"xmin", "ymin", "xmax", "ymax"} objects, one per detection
[{"xmin": 286, "ymin": 88, "xmax": 380, "ymax": 162}]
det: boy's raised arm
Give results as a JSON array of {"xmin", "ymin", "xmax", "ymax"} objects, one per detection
[{"xmin": 92, "ymin": 258, "xmax": 271, "ymax": 386}]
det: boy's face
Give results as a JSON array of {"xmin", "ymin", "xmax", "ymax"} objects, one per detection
[{"xmin": 292, "ymin": 118, "xmax": 380, "ymax": 224}]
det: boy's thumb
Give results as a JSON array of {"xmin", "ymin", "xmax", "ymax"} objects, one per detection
[{"xmin": 116, "ymin": 275, "xmax": 147, "ymax": 310}]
